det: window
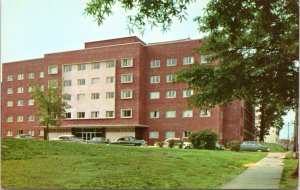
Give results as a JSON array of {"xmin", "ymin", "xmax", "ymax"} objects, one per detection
[
  {"xmin": 7, "ymin": 130, "xmax": 13, "ymax": 136},
  {"xmin": 121, "ymin": 74, "xmax": 133, "ymax": 83},
  {"xmin": 150, "ymin": 60, "xmax": 160, "ymax": 68},
  {"xmin": 121, "ymin": 89, "xmax": 133, "ymax": 99},
  {"xmin": 150, "ymin": 111, "xmax": 159, "ymax": 118},
  {"xmin": 65, "ymin": 112, "xmax": 71, "ymax": 119},
  {"xmin": 77, "ymin": 94, "xmax": 85, "ymax": 101},
  {"xmin": 40, "ymin": 85, "xmax": 45, "ymax": 91},
  {"xmin": 166, "ymin": 74, "xmax": 175, "ymax": 83},
  {"xmin": 106, "ymin": 111, "xmax": 115, "ymax": 118},
  {"xmin": 201, "ymin": 55, "xmax": 208, "ymax": 63},
  {"xmin": 200, "ymin": 109, "xmax": 211, "ymax": 117},
  {"xmin": 17, "ymin": 100, "xmax": 24, "ymax": 106},
  {"xmin": 28, "ymin": 86, "xmax": 35, "ymax": 93},
  {"xmin": 150, "ymin": 76, "xmax": 160, "ymax": 84},
  {"xmin": 39, "ymin": 71, "xmax": 45, "ymax": 78},
  {"xmin": 106, "ymin": 76, "xmax": 115, "ymax": 83},
  {"xmin": 182, "ymin": 131, "xmax": 192, "ymax": 138},
  {"xmin": 64, "ymin": 65, "xmax": 72, "ymax": 72},
  {"xmin": 91, "ymin": 111, "xmax": 100, "ymax": 118},
  {"xmin": 183, "ymin": 89, "xmax": 194, "ymax": 97},
  {"xmin": 77, "ymin": 112, "xmax": 85, "ymax": 118},
  {"xmin": 48, "ymin": 66, "xmax": 58, "ymax": 74},
  {"xmin": 182, "ymin": 110, "xmax": 193, "ymax": 118},
  {"xmin": 28, "ymin": 130, "xmax": 34, "ymax": 136},
  {"xmin": 28, "ymin": 99, "xmax": 34, "ymax": 106},
  {"xmin": 165, "ymin": 131, "xmax": 175, "ymax": 138},
  {"xmin": 121, "ymin": 58, "xmax": 133, "ymax": 67},
  {"xmin": 78, "ymin": 64, "xmax": 86, "ymax": 71},
  {"xmin": 17, "ymin": 116, "xmax": 24, "ymax": 122},
  {"xmin": 183, "ymin": 56, "xmax": 194, "ymax": 65},
  {"xmin": 17, "ymin": 130, "xmax": 23, "ymax": 135},
  {"xmin": 28, "ymin": 72, "xmax": 34, "ymax": 79},
  {"xmin": 166, "ymin": 58, "xmax": 177, "ymax": 66},
  {"xmin": 7, "ymin": 101, "xmax": 13, "ymax": 107},
  {"xmin": 149, "ymin": 131, "xmax": 159, "ymax": 139},
  {"xmin": 7, "ymin": 116, "xmax": 13, "ymax": 122},
  {"xmin": 165, "ymin": 110, "xmax": 176, "ymax": 118},
  {"xmin": 7, "ymin": 88, "xmax": 13, "ymax": 94},
  {"xmin": 121, "ymin": 109, "xmax": 132, "ymax": 118},
  {"xmin": 64, "ymin": 94, "xmax": 71, "ymax": 101},
  {"xmin": 7, "ymin": 75, "xmax": 13, "ymax": 81},
  {"xmin": 28, "ymin": 115, "xmax": 35, "ymax": 122},
  {"xmin": 92, "ymin": 62, "xmax": 100, "ymax": 69},
  {"xmin": 166, "ymin": 90, "xmax": 176, "ymax": 98},
  {"xmin": 91, "ymin": 77, "xmax": 100, "ymax": 84},
  {"xmin": 17, "ymin": 74, "xmax": 24, "ymax": 80},
  {"xmin": 106, "ymin": 60, "xmax": 116, "ymax": 68},
  {"xmin": 91, "ymin": 93, "xmax": 100, "ymax": 100},
  {"xmin": 77, "ymin": 79, "xmax": 85, "ymax": 85},
  {"xmin": 39, "ymin": 130, "xmax": 44, "ymax": 136},
  {"xmin": 17, "ymin": 87, "xmax": 24, "ymax": 93},
  {"xmin": 150, "ymin": 92, "xmax": 160, "ymax": 99},
  {"xmin": 63, "ymin": 80, "xmax": 72, "ymax": 87},
  {"xmin": 48, "ymin": 80, "xmax": 58, "ymax": 88},
  {"xmin": 106, "ymin": 92, "xmax": 115, "ymax": 99}
]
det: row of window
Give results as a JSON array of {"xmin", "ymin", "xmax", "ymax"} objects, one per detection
[
  {"xmin": 149, "ymin": 109, "xmax": 211, "ymax": 118},
  {"xmin": 150, "ymin": 89, "xmax": 193, "ymax": 99},
  {"xmin": 63, "ymin": 60, "xmax": 116, "ymax": 72},
  {"xmin": 149, "ymin": 131, "xmax": 192, "ymax": 139},
  {"xmin": 6, "ymin": 80, "xmax": 59, "ymax": 95},
  {"xmin": 6, "ymin": 99, "xmax": 34, "ymax": 107},
  {"xmin": 150, "ymin": 56, "xmax": 208, "ymax": 68},
  {"xmin": 6, "ymin": 130, "xmax": 44, "ymax": 137},
  {"xmin": 6, "ymin": 71, "xmax": 45, "ymax": 82},
  {"xmin": 65, "ymin": 109, "xmax": 130, "ymax": 119},
  {"xmin": 6, "ymin": 115, "xmax": 35, "ymax": 122}
]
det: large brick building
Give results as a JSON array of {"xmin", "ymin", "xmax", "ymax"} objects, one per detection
[{"xmin": 1, "ymin": 36, "xmax": 255, "ymax": 145}]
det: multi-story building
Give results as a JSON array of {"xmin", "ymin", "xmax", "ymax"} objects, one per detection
[{"xmin": 1, "ymin": 36, "xmax": 255, "ymax": 145}]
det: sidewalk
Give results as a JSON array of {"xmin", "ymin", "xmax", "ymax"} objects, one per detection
[{"xmin": 221, "ymin": 152, "xmax": 286, "ymax": 189}]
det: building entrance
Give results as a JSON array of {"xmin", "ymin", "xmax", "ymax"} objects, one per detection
[{"xmin": 72, "ymin": 128, "xmax": 105, "ymax": 140}]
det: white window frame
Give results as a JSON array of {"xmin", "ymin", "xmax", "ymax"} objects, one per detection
[
  {"xmin": 17, "ymin": 100, "xmax": 24, "ymax": 106},
  {"xmin": 17, "ymin": 74, "xmax": 24, "ymax": 80},
  {"xmin": 28, "ymin": 99, "xmax": 34, "ymax": 106},
  {"xmin": 48, "ymin": 65, "xmax": 58, "ymax": 75},
  {"xmin": 77, "ymin": 112, "xmax": 85, "ymax": 119},
  {"xmin": 28, "ymin": 115, "xmax": 35, "ymax": 122},
  {"xmin": 65, "ymin": 112, "xmax": 71, "ymax": 119},
  {"xmin": 92, "ymin": 62, "xmax": 100, "ymax": 69},
  {"xmin": 166, "ymin": 58, "xmax": 177, "ymax": 66},
  {"xmin": 17, "ymin": 116, "xmax": 24, "ymax": 122},
  {"xmin": 150, "ymin": 60, "xmax": 160, "ymax": 68},
  {"xmin": 165, "ymin": 110, "xmax": 176, "ymax": 118},
  {"xmin": 149, "ymin": 131, "xmax": 159, "ymax": 139},
  {"xmin": 105, "ymin": 111, "xmax": 115, "ymax": 118},
  {"xmin": 40, "ymin": 85, "xmax": 45, "ymax": 91},
  {"xmin": 165, "ymin": 131, "xmax": 176, "ymax": 139},
  {"xmin": 77, "ymin": 64, "xmax": 86, "ymax": 71},
  {"xmin": 91, "ymin": 93, "xmax": 100, "ymax": 100},
  {"xmin": 183, "ymin": 56, "xmax": 194, "ymax": 65},
  {"xmin": 39, "ymin": 130, "xmax": 44, "ymax": 136},
  {"xmin": 17, "ymin": 87, "xmax": 24, "ymax": 93},
  {"xmin": 28, "ymin": 130, "xmax": 34, "ymax": 136},
  {"xmin": 91, "ymin": 111, "xmax": 100, "ymax": 118},
  {"xmin": 150, "ymin": 76, "xmax": 160, "ymax": 84},
  {"xmin": 64, "ymin": 65, "xmax": 72, "ymax": 72},
  {"xmin": 106, "ymin": 76, "xmax": 115, "ymax": 83},
  {"xmin": 106, "ymin": 60, "xmax": 116, "ymax": 68},
  {"xmin": 166, "ymin": 90, "xmax": 176, "ymax": 99},
  {"xmin": 201, "ymin": 55, "xmax": 208, "ymax": 64},
  {"xmin": 166, "ymin": 74, "xmax": 175, "ymax": 83},
  {"xmin": 39, "ymin": 71, "xmax": 45, "ymax": 78},
  {"xmin": 121, "ymin": 89, "xmax": 133, "ymax": 99},
  {"xmin": 7, "ymin": 88, "xmax": 13, "ymax": 94},
  {"xmin": 121, "ymin": 58, "xmax": 133, "ymax": 68},
  {"xmin": 63, "ymin": 80, "xmax": 72, "ymax": 87},
  {"xmin": 121, "ymin": 109, "xmax": 133, "ymax": 118},
  {"xmin": 200, "ymin": 109, "xmax": 211, "ymax": 117},
  {"xmin": 28, "ymin": 72, "xmax": 35, "ymax": 79},
  {"xmin": 150, "ymin": 92, "xmax": 160, "ymax": 99},
  {"xmin": 7, "ymin": 130, "xmax": 13, "ymax": 136},
  {"xmin": 106, "ymin": 92, "xmax": 115, "ymax": 99},
  {"xmin": 149, "ymin": 111, "xmax": 159, "ymax": 118},
  {"xmin": 183, "ymin": 89, "xmax": 194, "ymax": 97},
  {"xmin": 7, "ymin": 75, "xmax": 13, "ymax": 81},
  {"xmin": 77, "ymin": 79, "xmax": 85, "ymax": 86},
  {"xmin": 7, "ymin": 101, "xmax": 13, "ymax": 107},
  {"xmin": 182, "ymin": 110, "xmax": 193, "ymax": 118},
  {"xmin": 7, "ymin": 116, "xmax": 13, "ymax": 122},
  {"xmin": 28, "ymin": 86, "xmax": 35, "ymax": 93},
  {"xmin": 121, "ymin": 73, "xmax": 133, "ymax": 83}
]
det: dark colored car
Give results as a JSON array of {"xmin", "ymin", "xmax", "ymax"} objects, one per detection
[
  {"xmin": 86, "ymin": 137, "xmax": 110, "ymax": 144},
  {"xmin": 240, "ymin": 141, "xmax": 270, "ymax": 152},
  {"xmin": 14, "ymin": 134, "xmax": 35, "ymax": 139},
  {"xmin": 110, "ymin": 136, "xmax": 147, "ymax": 146}
]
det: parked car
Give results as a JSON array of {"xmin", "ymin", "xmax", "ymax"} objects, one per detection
[
  {"xmin": 240, "ymin": 141, "xmax": 270, "ymax": 152},
  {"xmin": 51, "ymin": 135, "xmax": 85, "ymax": 143},
  {"xmin": 110, "ymin": 136, "xmax": 147, "ymax": 146},
  {"xmin": 14, "ymin": 134, "xmax": 35, "ymax": 139},
  {"xmin": 86, "ymin": 137, "xmax": 110, "ymax": 144},
  {"xmin": 154, "ymin": 138, "xmax": 192, "ymax": 149}
]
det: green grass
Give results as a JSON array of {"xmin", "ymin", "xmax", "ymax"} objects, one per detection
[
  {"xmin": 280, "ymin": 153, "xmax": 299, "ymax": 189},
  {"xmin": 1, "ymin": 138, "xmax": 266, "ymax": 189},
  {"xmin": 261, "ymin": 142, "xmax": 287, "ymax": 152}
]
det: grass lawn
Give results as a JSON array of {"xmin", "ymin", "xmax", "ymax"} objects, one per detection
[
  {"xmin": 280, "ymin": 153, "xmax": 299, "ymax": 189},
  {"xmin": 1, "ymin": 138, "xmax": 266, "ymax": 189},
  {"xmin": 261, "ymin": 142, "xmax": 286, "ymax": 152}
]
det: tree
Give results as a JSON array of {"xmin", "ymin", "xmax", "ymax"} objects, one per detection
[
  {"xmin": 84, "ymin": 0, "xmax": 299, "ymax": 151},
  {"xmin": 31, "ymin": 82, "xmax": 71, "ymax": 140}
]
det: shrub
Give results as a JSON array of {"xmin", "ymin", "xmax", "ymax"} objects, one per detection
[
  {"xmin": 190, "ymin": 129, "xmax": 218, "ymax": 150},
  {"xmin": 226, "ymin": 140, "xmax": 241, "ymax": 151},
  {"xmin": 167, "ymin": 139, "xmax": 176, "ymax": 148},
  {"xmin": 155, "ymin": 141, "xmax": 164, "ymax": 148}
]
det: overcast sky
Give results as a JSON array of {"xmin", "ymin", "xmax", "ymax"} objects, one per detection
[{"xmin": 1, "ymin": 0, "xmax": 295, "ymax": 140}]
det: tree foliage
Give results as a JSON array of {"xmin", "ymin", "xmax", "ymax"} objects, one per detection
[{"xmin": 31, "ymin": 83, "xmax": 71, "ymax": 140}]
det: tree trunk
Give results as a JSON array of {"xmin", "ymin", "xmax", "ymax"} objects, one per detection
[
  {"xmin": 46, "ymin": 124, "xmax": 49, "ymax": 141},
  {"xmin": 259, "ymin": 107, "xmax": 266, "ymax": 142},
  {"xmin": 293, "ymin": 108, "xmax": 298, "ymax": 159}
]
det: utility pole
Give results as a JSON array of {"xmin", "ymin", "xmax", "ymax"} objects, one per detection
[{"xmin": 287, "ymin": 121, "xmax": 294, "ymax": 151}]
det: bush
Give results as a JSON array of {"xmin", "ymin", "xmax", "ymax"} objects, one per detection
[
  {"xmin": 167, "ymin": 139, "xmax": 176, "ymax": 148},
  {"xmin": 155, "ymin": 141, "xmax": 164, "ymax": 148},
  {"xmin": 226, "ymin": 140, "xmax": 241, "ymax": 151},
  {"xmin": 190, "ymin": 129, "xmax": 218, "ymax": 150}
]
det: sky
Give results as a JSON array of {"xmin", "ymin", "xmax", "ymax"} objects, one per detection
[{"xmin": 1, "ymin": 0, "xmax": 296, "ymax": 140}]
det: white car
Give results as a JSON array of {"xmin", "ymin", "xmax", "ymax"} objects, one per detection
[
  {"xmin": 155, "ymin": 138, "xmax": 192, "ymax": 149},
  {"xmin": 51, "ymin": 135, "xmax": 85, "ymax": 143}
]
